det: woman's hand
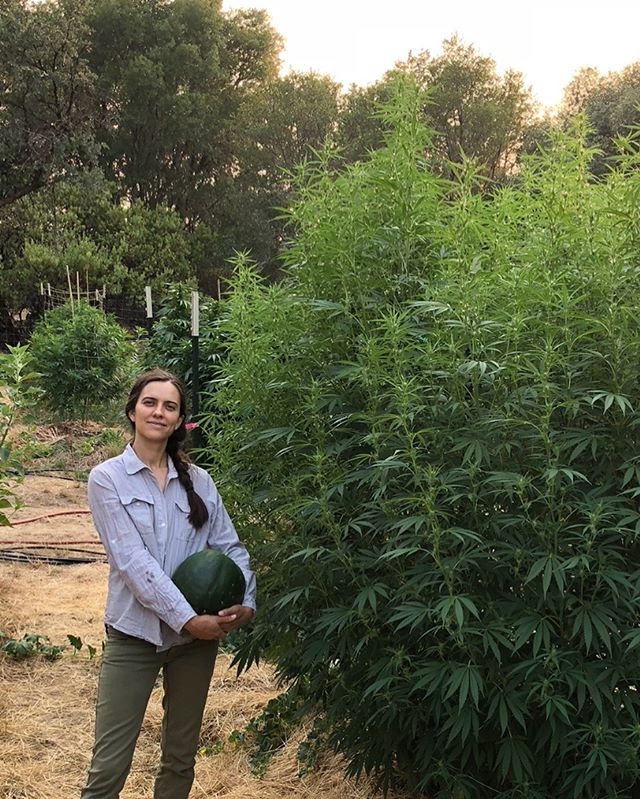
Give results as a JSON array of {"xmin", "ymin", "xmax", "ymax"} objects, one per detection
[
  {"xmin": 217, "ymin": 605, "xmax": 255, "ymax": 633},
  {"xmin": 183, "ymin": 606, "xmax": 255, "ymax": 640},
  {"xmin": 183, "ymin": 614, "xmax": 230, "ymax": 641}
]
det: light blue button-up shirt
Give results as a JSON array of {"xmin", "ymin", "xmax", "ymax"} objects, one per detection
[{"xmin": 87, "ymin": 444, "xmax": 256, "ymax": 650}]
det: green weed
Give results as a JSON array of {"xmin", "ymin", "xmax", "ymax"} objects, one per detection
[{"xmin": 199, "ymin": 85, "xmax": 640, "ymax": 797}]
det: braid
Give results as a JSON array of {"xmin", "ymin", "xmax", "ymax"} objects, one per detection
[
  {"xmin": 126, "ymin": 368, "xmax": 209, "ymax": 528},
  {"xmin": 166, "ymin": 437, "xmax": 209, "ymax": 529}
]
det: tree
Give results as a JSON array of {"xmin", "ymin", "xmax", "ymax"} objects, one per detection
[
  {"xmin": 560, "ymin": 67, "xmax": 603, "ymax": 118},
  {"xmin": 339, "ymin": 37, "xmax": 535, "ymax": 180},
  {"xmin": 559, "ymin": 63, "xmax": 640, "ymax": 176},
  {"xmin": 87, "ymin": 0, "xmax": 282, "ymax": 222},
  {"xmin": 0, "ymin": 0, "xmax": 99, "ymax": 209},
  {"xmin": 239, "ymin": 71, "xmax": 340, "ymax": 185},
  {"xmin": 336, "ymin": 82, "xmax": 394, "ymax": 164},
  {"xmin": 401, "ymin": 37, "xmax": 534, "ymax": 178},
  {"xmin": 229, "ymin": 70, "xmax": 341, "ymax": 272},
  {"xmin": 220, "ymin": 7, "xmax": 282, "ymax": 92},
  {"xmin": 83, "ymin": 0, "xmax": 285, "ymax": 284},
  {"xmin": 0, "ymin": 175, "xmax": 193, "ymax": 315}
]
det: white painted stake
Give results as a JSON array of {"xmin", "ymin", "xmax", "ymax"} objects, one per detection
[
  {"xmin": 191, "ymin": 291, "xmax": 199, "ymax": 337},
  {"xmin": 66, "ymin": 266, "xmax": 74, "ymax": 316}
]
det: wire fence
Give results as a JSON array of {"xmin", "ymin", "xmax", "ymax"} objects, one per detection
[{"xmin": 0, "ymin": 289, "xmax": 149, "ymax": 349}]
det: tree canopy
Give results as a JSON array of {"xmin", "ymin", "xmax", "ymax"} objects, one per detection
[
  {"xmin": 338, "ymin": 37, "xmax": 535, "ymax": 179},
  {"xmin": 559, "ymin": 63, "xmax": 640, "ymax": 175},
  {"xmin": 2, "ymin": 1, "xmax": 640, "ymax": 321},
  {"xmin": 0, "ymin": 0, "xmax": 100, "ymax": 208},
  {"xmin": 87, "ymin": 0, "xmax": 283, "ymax": 222}
]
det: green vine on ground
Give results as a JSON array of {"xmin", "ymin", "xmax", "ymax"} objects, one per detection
[
  {"xmin": 0, "ymin": 631, "xmax": 101, "ymax": 662},
  {"xmin": 0, "ymin": 631, "xmax": 65, "ymax": 661}
]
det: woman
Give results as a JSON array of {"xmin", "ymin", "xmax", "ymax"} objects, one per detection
[{"xmin": 80, "ymin": 368, "xmax": 256, "ymax": 799}]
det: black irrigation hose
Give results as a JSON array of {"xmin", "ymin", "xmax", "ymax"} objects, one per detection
[
  {"xmin": 0, "ymin": 544, "xmax": 106, "ymax": 565},
  {"xmin": 4, "ymin": 468, "xmax": 88, "ymax": 481},
  {"xmin": 1, "ymin": 472, "xmax": 94, "ymax": 563},
  {"xmin": 23, "ymin": 470, "xmax": 88, "ymax": 481},
  {"xmin": 2, "ymin": 544, "xmax": 104, "ymax": 557},
  {"xmin": 0, "ymin": 550, "xmax": 106, "ymax": 565}
]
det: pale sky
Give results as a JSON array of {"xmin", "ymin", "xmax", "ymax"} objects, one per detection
[{"xmin": 222, "ymin": 0, "xmax": 640, "ymax": 109}]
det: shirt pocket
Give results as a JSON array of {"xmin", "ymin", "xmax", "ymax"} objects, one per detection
[
  {"xmin": 119, "ymin": 492, "xmax": 156, "ymax": 543},
  {"xmin": 173, "ymin": 493, "xmax": 197, "ymax": 542}
]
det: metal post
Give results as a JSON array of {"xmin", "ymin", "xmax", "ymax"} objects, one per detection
[
  {"xmin": 190, "ymin": 291, "xmax": 202, "ymax": 454},
  {"xmin": 145, "ymin": 286, "xmax": 153, "ymax": 335}
]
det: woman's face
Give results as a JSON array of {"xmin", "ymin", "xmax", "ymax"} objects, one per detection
[{"xmin": 128, "ymin": 380, "xmax": 184, "ymax": 445}]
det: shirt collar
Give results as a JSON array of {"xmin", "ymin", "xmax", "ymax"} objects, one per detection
[{"xmin": 123, "ymin": 443, "xmax": 178, "ymax": 480}]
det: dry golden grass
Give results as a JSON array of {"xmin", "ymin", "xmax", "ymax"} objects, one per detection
[{"xmin": 0, "ymin": 480, "xmax": 403, "ymax": 799}]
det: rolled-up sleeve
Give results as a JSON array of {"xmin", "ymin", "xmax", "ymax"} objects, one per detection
[{"xmin": 88, "ymin": 468, "xmax": 196, "ymax": 634}]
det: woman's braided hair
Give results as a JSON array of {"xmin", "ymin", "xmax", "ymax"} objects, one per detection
[{"xmin": 125, "ymin": 368, "xmax": 209, "ymax": 529}]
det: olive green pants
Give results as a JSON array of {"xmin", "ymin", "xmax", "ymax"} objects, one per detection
[{"xmin": 81, "ymin": 627, "xmax": 218, "ymax": 799}]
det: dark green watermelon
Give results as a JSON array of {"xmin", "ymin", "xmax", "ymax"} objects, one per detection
[{"xmin": 172, "ymin": 549, "xmax": 246, "ymax": 615}]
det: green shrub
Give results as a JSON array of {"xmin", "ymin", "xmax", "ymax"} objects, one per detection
[
  {"xmin": 29, "ymin": 301, "xmax": 137, "ymax": 421},
  {"xmin": 202, "ymin": 84, "xmax": 640, "ymax": 799},
  {"xmin": 0, "ymin": 343, "xmax": 42, "ymax": 524},
  {"xmin": 143, "ymin": 282, "xmax": 224, "ymax": 395}
]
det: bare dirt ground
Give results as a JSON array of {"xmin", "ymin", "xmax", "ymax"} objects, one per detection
[{"xmin": 0, "ymin": 474, "xmax": 397, "ymax": 799}]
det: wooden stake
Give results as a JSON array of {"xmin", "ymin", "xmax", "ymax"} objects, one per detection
[{"xmin": 66, "ymin": 265, "xmax": 74, "ymax": 317}]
